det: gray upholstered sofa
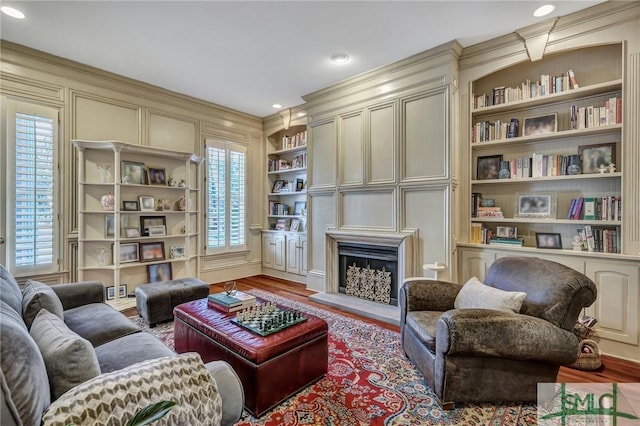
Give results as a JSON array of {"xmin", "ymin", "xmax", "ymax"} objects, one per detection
[
  {"xmin": 0, "ymin": 264, "xmax": 244, "ymax": 426},
  {"xmin": 400, "ymin": 256, "xmax": 597, "ymax": 407}
]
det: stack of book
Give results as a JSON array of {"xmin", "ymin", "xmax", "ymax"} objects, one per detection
[
  {"xmin": 477, "ymin": 206, "xmax": 504, "ymax": 218},
  {"xmin": 208, "ymin": 291, "xmax": 257, "ymax": 312},
  {"xmin": 489, "ymin": 237, "xmax": 524, "ymax": 247}
]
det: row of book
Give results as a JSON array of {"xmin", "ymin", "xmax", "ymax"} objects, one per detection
[
  {"xmin": 208, "ymin": 290, "xmax": 257, "ymax": 313},
  {"xmin": 579, "ymin": 225, "xmax": 620, "ymax": 253},
  {"xmin": 268, "ymin": 153, "xmax": 307, "ymax": 172},
  {"xmin": 471, "ymin": 118, "xmax": 519, "ymax": 143},
  {"xmin": 268, "ymin": 200, "xmax": 290, "ymax": 216},
  {"xmin": 470, "ymin": 223, "xmax": 523, "ymax": 246},
  {"xmin": 567, "ymin": 196, "xmax": 622, "ymax": 221},
  {"xmin": 472, "ymin": 69, "xmax": 579, "ymax": 109},
  {"xmin": 281, "ymin": 131, "xmax": 307, "ymax": 150},
  {"xmin": 569, "ymin": 97, "xmax": 622, "ymax": 130}
]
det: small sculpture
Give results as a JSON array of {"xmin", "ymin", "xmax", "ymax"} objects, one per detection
[
  {"xmin": 572, "ymin": 235, "xmax": 583, "ymax": 251},
  {"xmin": 608, "ymin": 163, "xmax": 616, "ymax": 173},
  {"xmin": 598, "ymin": 164, "xmax": 607, "ymax": 174}
]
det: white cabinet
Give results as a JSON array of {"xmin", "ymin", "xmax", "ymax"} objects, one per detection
[
  {"xmin": 286, "ymin": 234, "xmax": 307, "ymax": 276},
  {"xmin": 73, "ymin": 140, "xmax": 203, "ymax": 310},
  {"xmin": 262, "ymin": 232, "xmax": 285, "ymax": 272}
]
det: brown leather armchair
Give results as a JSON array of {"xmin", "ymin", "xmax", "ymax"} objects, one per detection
[{"xmin": 400, "ymin": 256, "xmax": 597, "ymax": 408}]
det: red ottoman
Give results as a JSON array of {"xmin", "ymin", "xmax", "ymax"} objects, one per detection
[{"xmin": 174, "ymin": 298, "xmax": 328, "ymax": 417}]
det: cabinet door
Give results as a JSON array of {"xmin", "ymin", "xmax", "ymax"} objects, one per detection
[
  {"xmin": 459, "ymin": 249, "xmax": 495, "ymax": 282},
  {"xmin": 261, "ymin": 234, "xmax": 275, "ymax": 269},
  {"xmin": 300, "ymin": 235, "xmax": 308, "ymax": 276},
  {"xmin": 585, "ymin": 261, "xmax": 639, "ymax": 345},
  {"xmin": 273, "ymin": 234, "xmax": 286, "ymax": 271},
  {"xmin": 286, "ymin": 235, "xmax": 300, "ymax": 274}
]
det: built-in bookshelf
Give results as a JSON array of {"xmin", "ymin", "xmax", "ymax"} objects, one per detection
[{"xmin": 468, "ymin": 44, "xmax": 623, "ymax": 254}]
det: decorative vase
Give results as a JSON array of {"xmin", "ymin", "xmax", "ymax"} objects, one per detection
[
  {"xmin": 567, "ymin": 155, "xmax": 582, "ymax": 175},
  {"xmin": 100, "ymin": 193, "xmax": 115, "ymax": 211},
  {"xmin": 177, "ymin": 195, "xmax": 189, "ymax": 212},
  {"xmin": 97, "ymin": 164, "xmax": 112, "ymax": 183},
  {"xmin": 498, "ymin": 161, "xmax": 511, "ymax": 179}
]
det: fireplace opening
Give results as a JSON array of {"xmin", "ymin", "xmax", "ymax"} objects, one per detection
[{"xmin": 338, "ymin": 243, "xmax": 398, "ymax": 306}]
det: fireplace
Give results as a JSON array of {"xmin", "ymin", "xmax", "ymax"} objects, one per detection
[{"xmin": 338, "ymin": 243, "xmax": 398, "ymax": 306}]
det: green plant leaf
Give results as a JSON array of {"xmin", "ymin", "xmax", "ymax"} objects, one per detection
[{"xmin": 125, "ymin": 400, "xmax": 177, "ymax": 426}]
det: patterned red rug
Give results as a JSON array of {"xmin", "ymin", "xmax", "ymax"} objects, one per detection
[{"xmin": 131, "ymin": 289, "xmax": 536, "ymax": 425}]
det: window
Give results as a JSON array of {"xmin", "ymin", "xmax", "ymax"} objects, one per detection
[
  {"xmin": 3, "ymin": 100, "xmax": 59, "ymax": 274},
  {"xmin": 205, "ymin": 139, "xmax": 246, "ymax": 253}
]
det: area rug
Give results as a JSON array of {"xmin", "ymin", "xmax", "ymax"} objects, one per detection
[{"xmin": 131, "ymin": 289, "xmax": 537, "ymax": 425}]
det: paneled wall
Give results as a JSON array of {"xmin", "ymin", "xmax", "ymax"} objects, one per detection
[{"xmin": 0, "ymin": 41, "xmax": 264, "ymax": 283}]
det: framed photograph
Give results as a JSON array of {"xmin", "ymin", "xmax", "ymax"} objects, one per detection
[
  {"xmin": 139, "ymin": 196, "xmax": 155, "ymax": 212},
  {"xmin": 118, "ymin": 284, "xmax": 127, "ymax": 298},
  {"xmin": 515, "ymin": 193, "xmax": 556, "ymax": 218},
  {"xmin": 272, "ymin": 179, "xmax": 284, "ymax": 193},
  {"xmin": 147, "ymin": 167, "xmax": 167, "ymax": 186},
  {"xmin": 290, "ymin": 219, "xmax": 300, "ymax": 232},
  {"xmin": 523, "ymin": 113, "xmax": 557, "ymax": 136},
  {"xmin": 106, "ymin": 286, "xmax": 115, "ymax": 300},
  {"xmin": 119, "ymin": 242, "xmax": 140, "ymax": 263},
  {"xmin": 476, "ymin": 155, "xmax": 503, "ymax": 180},
  {"xmin": 105, "ymin": 215, "xmax": 115, "ymax": 237},
  {"xmin": 293, "ymin": 201, "xmax": 306, "ymax": 216},
  {"xmin": 147, "ymin": 262, "xmax": 173, "ymax": 282},
  {"xmin": 158, "ymin": 199, "xmax": 172, "ymax": 211},
  {"xmin": 170, "ymin": 245, "xmax": 185, "ymax": 259},
  {"xmin": 121, "ymin": 161, "xmax": 146, "ymax": 185},
  {"xmin": 496, "ymin": 226, "xmax": 517, "ymax": 238},
  {"xmin": 579, "ymin": 142, "xmax": 616, "ymax": 174},
  {"xmin": 125, "ymin": 227, "xmax": 141, "ymax": 238},
  {"xmin": 122, "ymin": 200, "xmax": 139, "ymax": 211},
  {"xmin": 140, "ymin": 216, "xmax": 166, "ymax": 236},
  {"xmin": 536, "ymin": 232, "xmax": 563, "ymax": 249},
  {"xmin": 139, "ymin": 241, "xmax": 165, "ymax": 262},
  {"xmin": 295, "ymin": 178, "xmax": 304, "ymax": 192},
  {"xmin": 148, "ymin": 225, "xmax": 166, "ymax": 236}
]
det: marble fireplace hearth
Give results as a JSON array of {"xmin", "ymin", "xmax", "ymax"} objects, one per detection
[{"xmin": 309, "ymin": 229, "xmax": 418, "ymax": 326}]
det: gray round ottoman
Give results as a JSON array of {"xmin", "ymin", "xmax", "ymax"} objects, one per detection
[{"xmin": 135, "ymin": 278, "xmax": 210, "ymax": 327}]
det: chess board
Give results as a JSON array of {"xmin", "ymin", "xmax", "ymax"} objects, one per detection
[{"xmin": 231, "ymin": 305, "xmax": 307, "ymax": 337}]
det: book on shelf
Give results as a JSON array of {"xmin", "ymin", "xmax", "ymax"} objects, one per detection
[
  {"xmin": 489, "ymin": 237, "xmax": 524, "ymax": 246},
  {"xmin": 477, "ymin": 206, "xmax": 504, "ymax": 218},
  {"xmin": 208, "ymin": 291, "xmax": 257, "ymax": 308},
  {"xmin": 583, "ymin": 197, "xmax": 596, "ymax": 220}
]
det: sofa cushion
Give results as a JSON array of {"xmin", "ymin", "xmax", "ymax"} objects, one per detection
[
  {"xmin": 0, "ymin": 264, "xmax": 23, "ymax": 314},
  {"xmin": 30, "ymin": 309, "xmax": 101, "ymax": 400},
  {"xmin": 405, "ymin": 310, "xmax": 441, "ymax": 352},
  {"xmin": 0, "ymin": 301, "xmax": 50, "ymax": 426},
  {"xmin": 454, "ymin": 276, "xmax": 527, "ymax": 314},
  {"xmin": 42, "ymin": 353, "xmax": 223, "ymax": 426},
  {"xmin": 63, "ymin": 303, "xmax": 140, "ymax": 347},
  {"xmin": 22, "ymin": 279, "xmax": 64, "ymax": 329},
  {"xmin": 95, "ymin": 332, "xmax": 175, "ymax": 373}
]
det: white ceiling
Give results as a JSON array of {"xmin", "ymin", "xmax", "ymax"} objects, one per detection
[{"xmin": 0, "ymin": 1, "xmax": 606, "ymax": 118}]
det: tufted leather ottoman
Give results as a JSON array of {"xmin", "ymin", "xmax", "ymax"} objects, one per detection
[
  {"xmin": 135, "ymin": 278, "xmax": 210, "ymax": 327},
  {"xmin": 174, "ymin": 298, "xmax": 328, "ymax": 417}
]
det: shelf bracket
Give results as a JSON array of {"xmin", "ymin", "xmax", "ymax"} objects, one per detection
[{"xmin": 516, "ymin": 18, "xmax": 558, "ymax": 62}]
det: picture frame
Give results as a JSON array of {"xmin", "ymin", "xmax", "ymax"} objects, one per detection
[
  {"xmin": 139, "ymin": 241, "xmax": 165, "ymax": 262},
  {"xmin": 147, "ymin": 167, "xmax": 167, "ymax": 186},
  {"xmin": 158, "ymin": 199, "xmax": 172, "ymax": 211},
  {"xmin": 523, "ymin": 113, "xmax": 557, "ymax": 136},
  {"xmin": 578, "ymin": 142, "xmax": 616, "ymax": 174},
  {"xmin": 476, "ymin": 155, "xmax": 503, "ymax": 180},
  {"xmin": 140, "ymin": 216, "xmax": 166, "ymax": 236},
  {"xmin": 138, "ymin": 196, "xmax": 155, "ymax": 212},
  {"xmin": 106, "ymin": 286, "xmax": 115, "ymax": 300},
  {"xmin": 147, "ymin": 262, "xmax": 173, "ymax": 282},
  {"xmin": 118, "ymin": 242, "xmax": 140, "ymax": 263},
  {"xmin": 290, "ymin": 219, "xmax": 300, "ymax": 232},
  {"xmin": 118, "ymin": 284, "xmax": 127, "ymax": 298},
  {"xmin": 271, "ymin": 179, "xmax": 284, "ymax": 193},
  {"xmin": 125, "ymin": 227, "xmax": 141, "ymax": 238},
  {"xmin": 535, "ymin": 232, "xmax": 563, "ymax": 249},
  {"xmin": 170, "ymin": 245, "xmax": 185, "ymax": 259},
  {"xmin": 515, "ymin": 193, "xmax": 556, "ymax": 218},
  {"xmin": 121, "ymin": 161, "xmax": 146, "ymax": 185},
  {"xmin": 105, "ymin": 215, "xmax": 115, "ymax": 237},
  {"xmin": 147, "ymin": 225, "xmax": 166, "ymax": 236},
  {"xmin": 496, "ymin": 226, "xmax": 517, "ymax": 238},
  {"xmin": 295, "ymin": 178, "xmax": 304, "ymax": 192},
  {"xmin": 122, "ymin": 200, "xmax": 139, "ymax": 211},
  {"xmin": 293, "ymin": 201, "xmax": 306, "ymax": 216}
]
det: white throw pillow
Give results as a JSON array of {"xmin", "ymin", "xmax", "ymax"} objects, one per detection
[{"xmin": 454, "ymin": 276, "xmax": 527, "ymax": 313}]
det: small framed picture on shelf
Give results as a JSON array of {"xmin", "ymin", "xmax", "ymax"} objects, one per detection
[
  {"xmin": 118, "ymin": 284, "xmax": 127, "ymax": 298},
  {"xmin": 147, "ymin": 167, "xmax": 167, "ymax": 186},
  {"xmin": 121, "ymin": 161, "xmax": 146, "ymax": 185},
  {"xmin": 139, "ymin": 196, "xmax": 155, "ymax": 212},
  {"xmin": 125, "ymin": 228, "xmax": 141, "ymax": 238},
  {"xmin": 139, "ymin": 241, "xmax": 165, "ymax": 262},
  {"xmin": 515, "ymin": 193, "xmax": 556, "ymax": 218},
  {"xmin": 272, "ymin": 179, "xmax": 284, "ymax": 193},
  {"xmin": 122, "ymin": 200, "xmax": 139, "ymax": 211},
  {"xmin": 578, "ymin": 142, "xmax": 616, "ymax": 174},
  {"xmin": 147, "ymin": 225, "xmax": 166, "ymax": 236},
  {"xmin": 275, "ymin": 219, "xmax": 287, "ymax": 231},
  {"xmin": 106, "ymin": 286, "xmax": 116, "ymax": 300},
  {"xmin": 170, "ymin": 245, "xmax": 185, "ymax": 259},
  {"xmin": 147, "ymin": 262, "xmax": 173, "ymax": 283},
  {"xmin": 535, "ymin": 232, "xmax": 562, "ymax": 249},
  {"xmin": 157, "ymin": 199, "xmax": 172, "ymax": 211},
  {"xmin": 476, "ymin": 155, "xmax": 502, "ymax": 180},
  {"xmin": 293, "ymin": 201, "xmax": 306, "ymax": 216},
  {"xmin": 295, "ymin": 178, "xmax": 304, "ymax": 192},
  {"xmin": 119, "ymin": 242, "xmax": 139, "ymax": 263},
  {"xmin": 523, "ymin": 113, "xmax": 557, "ymax": 136},
  {"xmin": 140, "ymin": 216, "xmax": 166, "ymax": 236},
  {"xmin": 105, "ymin": 215, "xmax": 115, "ymax": 238},
  {"xmin": 496, "ymin": 226, "xmax": 517, "ymax": 238},
  {"xmin": 290, "ymin": 219, "xmax": 300, "ymax": 232}
]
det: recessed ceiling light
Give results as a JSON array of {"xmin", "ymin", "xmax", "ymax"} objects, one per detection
[
  {"xmin": 1, "ymin": 6, "xmax": 25, "ymax": 19},
  {"xmin": 533, "ymin": 4, "xmax": 555, "ymax": 17},
  {"xmin": 330, "ymin": 53, "xmax": 350, "ymax": 64},
  {"xmin": 272, "ymin": 103, "xmax": 282, "ymax": 109}
]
